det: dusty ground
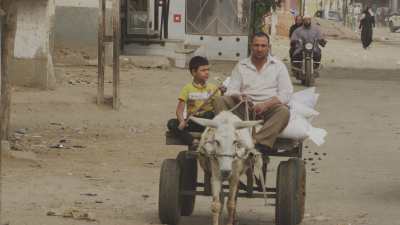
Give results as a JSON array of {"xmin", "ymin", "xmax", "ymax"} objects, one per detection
[{"xmin": 2, "ymin": 32, "xmax": 400, "ymax": 225}]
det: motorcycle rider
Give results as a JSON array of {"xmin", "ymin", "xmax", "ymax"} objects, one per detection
[
  {"xmin": 290, "ymin": 15, "xmax": 327, "ymax": 69},
  {"xmin": 289, "ymin": 15, "xmax": 303, "ymax": 61},
  {"xmin": 289, "ymin": 15, "xmax": 303, "ymax": 38}
]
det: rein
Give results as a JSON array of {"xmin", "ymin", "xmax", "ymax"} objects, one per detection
[{"xmin": 200, "ymin": 140, "xmax": 249, "ymax": 160}]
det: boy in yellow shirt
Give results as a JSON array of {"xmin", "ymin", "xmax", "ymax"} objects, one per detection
[{"xmin": 167, "ymin": 56, "xmax": 224, "ymax": 148}]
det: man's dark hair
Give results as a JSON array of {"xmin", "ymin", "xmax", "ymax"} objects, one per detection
[
  {"xmin": 189, "ymin": 56, "xmax": 209, "ymax": 73},
  {"xmin": 251, "ymin": 32, "xmax": 270, "ymax": 44}
]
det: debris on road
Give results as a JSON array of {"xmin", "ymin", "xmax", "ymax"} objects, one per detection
[
  {"xmin": 50, "ymin": 144, "xmax": 64, "ymax": 149},
  {"xmin": 10, "ymin": 143, "xmax": 23, "ymax": 151},
  {"xmin": 47, "ymin": 208, "xmax": 96, "ymax": 221},
  {"xmin": 84, "ymin": 175, "xmax": 105, "ymax": 181},
  {"xmin": 80, "ymin": 193, "xmax": 98, "ymax": 197},
  {"xmin": 15, "ymin": 128, "xmax": 28, "ymax": 135},
  {"xmin": 72, "ymin": 145, "xmax": 86, "ymax": 149},
  {"xmin": 142, "ymin": 194, "xmax": 150, "ymax": 199},
  {"xmin": 50, "ymin": 122, "xmax": 63, "ymax": 126}
]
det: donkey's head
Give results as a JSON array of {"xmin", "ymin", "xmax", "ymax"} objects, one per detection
[{"xmin": 191, "ymin": 111, "xmax": 262, "ymax": 180}]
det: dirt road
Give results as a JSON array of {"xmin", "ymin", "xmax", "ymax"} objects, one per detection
[{"xmin": 2, "ymin": 39, "xmax": 400, "ymax": 225}]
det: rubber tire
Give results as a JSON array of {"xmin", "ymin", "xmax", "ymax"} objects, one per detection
[
  {"xmin": 158, "ymin": 159, "xmax": 182, "ymax": 225},
  {"xmin": 275, "ymin": 158, "xmax": 306, "ymax": 225},
  {"xmin": 290, "ymin": 158, "xmax": 306, "ymax": 224},
  {"xmin": 304, "ymin": 58, "xmax": 313, "ymax": 87},
  {"xmin": 177, "ymin": 151, "xmax": 197, "ymax": 216}
]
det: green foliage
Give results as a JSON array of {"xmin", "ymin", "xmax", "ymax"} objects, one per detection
[{"xmin": 252, "ymin": 0, "xmax": 276, "ymax": 32}]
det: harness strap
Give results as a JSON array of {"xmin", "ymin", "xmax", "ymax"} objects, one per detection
[{"xmin": 228, "ymin": 99, "xmax": 245, "ymax": 113}]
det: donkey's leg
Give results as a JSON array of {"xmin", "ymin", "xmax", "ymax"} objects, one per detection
[
  {"xmin": 227, "ymin": 174, "xmax": 240, "ymax": 225},
  {"xmin": 226, "ymin": 176, "xmax": 239, "ymax": 225},
  {"xmin": 211, "ymin": 166, "xmax": 222, "ymax": 225}
]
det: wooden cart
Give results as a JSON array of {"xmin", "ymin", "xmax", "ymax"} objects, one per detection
[{"xmin": 159, "ymin": 131, "xmax": 306, "ymax": 225}]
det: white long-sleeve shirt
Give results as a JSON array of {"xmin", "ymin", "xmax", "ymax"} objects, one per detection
[{"xmin": 226, "ymin": 56, "xmax": 293, "ymax": 104}]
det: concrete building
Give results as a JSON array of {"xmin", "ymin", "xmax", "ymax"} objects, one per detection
[
  {"xmin": 389, "ymin": 0, "xmax": 399, "ymax": 12},
  {"xmin": 9, "ymin": 0, "xmax": 56, "ymax": 89},
  {"xmin": 54, "ymin": 0, "xmax": 109, "ymax": 63}
]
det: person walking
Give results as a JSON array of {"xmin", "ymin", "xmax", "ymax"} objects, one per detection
[{"xmin": 359, "ymin": 7, "xmax": 375, "ymax": 49}]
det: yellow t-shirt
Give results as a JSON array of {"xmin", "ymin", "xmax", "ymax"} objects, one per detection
[{"xmin": 178, "ymin": 82, "xmax": 220, "ymax": 116}]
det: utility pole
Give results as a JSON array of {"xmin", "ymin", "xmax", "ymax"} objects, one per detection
[
  {"xmin": 0, "ymin": 1, "xmax": 15, "ymax": 222},
  {"xmin": 301, "ymin": 0, "xmax": 306, "ymax": 16},
  {"xmin": 343, "ymin": 0, "xmax": 348, "ymax": 26},
  {"xmin": 0, "ymin": 0, "xmax": 13, "ymax": 142}
]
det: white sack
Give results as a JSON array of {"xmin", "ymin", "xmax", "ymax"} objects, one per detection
[
  {"xmin": 278, "ymin": 114, "xmax": 327, "ymax": 146},
  {"xmin": 288, "ymin": 101, "xmax": 320, "ymax": 119},
  {"xmin": 291, "ymin": 87, "xmax": 319, "ymax": 108}
]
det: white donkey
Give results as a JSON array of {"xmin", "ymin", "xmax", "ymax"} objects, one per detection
[{"xmin": 190, "ymin": 111, "xmax": 263, "ymax": 225}]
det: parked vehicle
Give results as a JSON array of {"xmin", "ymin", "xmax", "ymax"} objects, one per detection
[
  {"xmin": 387, "ymin": 12, "xmax": 400, "ymax": 32},
  {"xmin": 314, "ymin": 10, "xmax": 343, "ymax": 22}
]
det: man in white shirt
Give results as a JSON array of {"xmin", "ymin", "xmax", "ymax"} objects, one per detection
[{"xmin": 213, "ymin": 32, "xmax": 293, "ymax": 153}]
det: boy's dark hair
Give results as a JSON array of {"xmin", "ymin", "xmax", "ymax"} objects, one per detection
[
  {"xmin": 251, "ymin": 32, "xmax": 270, "ymax": 44},
  {"xmin": 189, "ymin": 56, "xmax": 209, "ymax": 73}
]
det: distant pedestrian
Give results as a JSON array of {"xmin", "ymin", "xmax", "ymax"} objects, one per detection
[
  {"xmin": 359, "ymin": 7, "xmax": 375, "ymax": 49},
  {"xmin": 262, "ymin": 12, "xmax": 272, "ymax": 35}
]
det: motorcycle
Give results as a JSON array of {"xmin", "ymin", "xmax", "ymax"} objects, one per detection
[{"xmin": 291, "ymin": 39, "xmax": 326, "ymax": 87}]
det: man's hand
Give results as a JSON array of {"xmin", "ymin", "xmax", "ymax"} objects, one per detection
[
  {"xmin": 231, "ymin": 93, "xmax": 250, "ymax": 103},
  {"xmin": 178, "ymin": 120, "xmax": 187, "ymax": 130},
  {"xmin": 253, "ymin": 97, "xmax": 282, "ymax": 115},
  {"xmin": 253, "ymin": 102, "xmax": 269, "ymax": 115}
]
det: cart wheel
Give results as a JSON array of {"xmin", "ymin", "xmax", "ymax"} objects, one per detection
[
  {"xmin": 275, "ymin": 158, "xmax": 306, "ymax": 225},
  {"xmin": 177, "ymin": 151, "xmax": 197, "ymax": 216},
  {"xmin": 291, "ymin": 158, "xmax": 306, "ymax": 224},
  {"xmin": 297, "ymin": 142, "xmax": 303, "ymax": 158},
  {"xmin": 158, "ymin": 159, "xmax": 181, "ymax": 225}
]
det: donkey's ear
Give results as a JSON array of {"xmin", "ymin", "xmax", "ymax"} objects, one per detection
[
  {"xmin": 233, "ymin": 120, "xmax": 263, "ymax": 129},
  {"xmin": 189, "ymin": 117, "xmax": 219, "ymax": 128}
]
